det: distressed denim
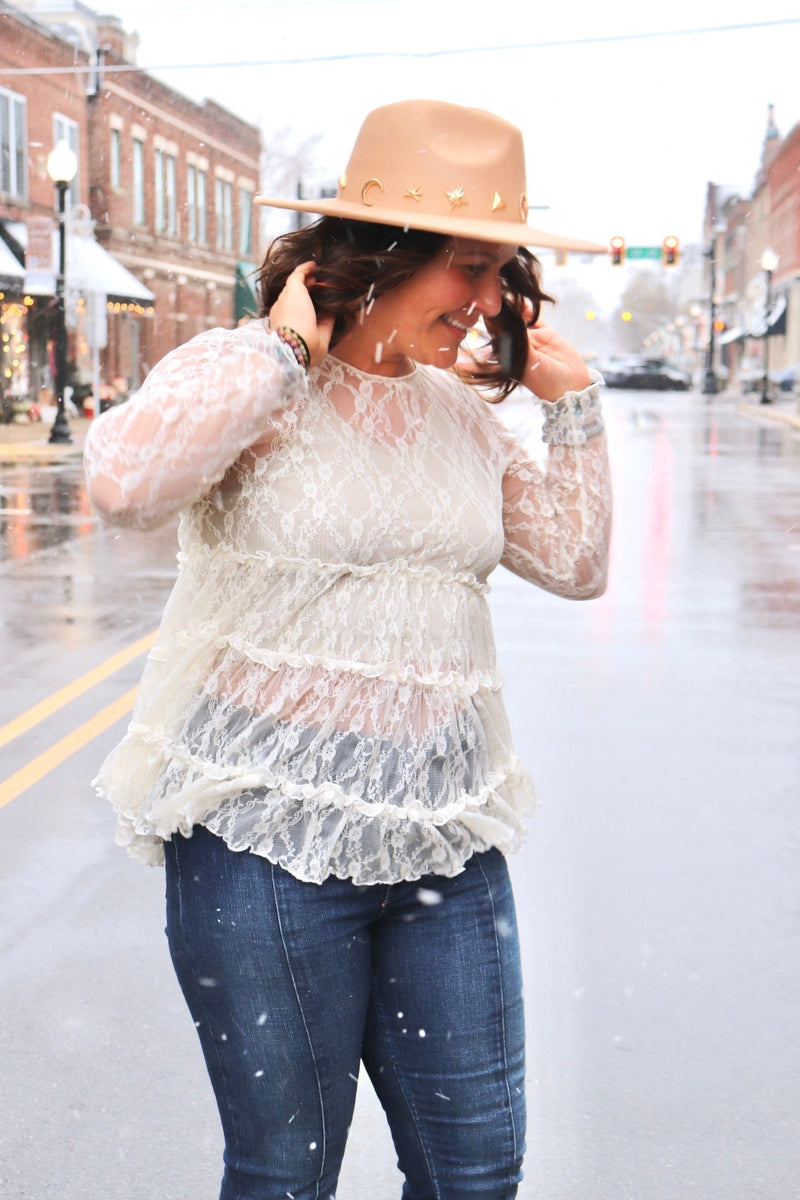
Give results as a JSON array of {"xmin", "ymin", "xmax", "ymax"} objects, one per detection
[{"xmin": 165, "ymin": 826, "xmax": 525, "ymax": 1200}]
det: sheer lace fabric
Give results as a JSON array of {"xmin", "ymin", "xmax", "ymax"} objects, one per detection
[{"xmin": 85, "ymin": 321, "xmax": 611, "ymax": 884}]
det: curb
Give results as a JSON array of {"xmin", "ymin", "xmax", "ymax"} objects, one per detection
[
  {"xmin": 0, "ymin": 442, "xmax": 85, "ymax": 463},
  {"xmin": 737, "ymin": 403, "xmax": 800, "ymax": 432}
]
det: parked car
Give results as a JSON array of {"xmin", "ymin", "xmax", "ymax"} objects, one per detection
[{"xmin": 601, "ymin": 356, "xmax": 691, "ymax": 391}]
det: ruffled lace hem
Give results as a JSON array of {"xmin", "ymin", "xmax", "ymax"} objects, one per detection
[{"xmin": 101, "ymin": 755, "xmax": 537, "ymax": 885}]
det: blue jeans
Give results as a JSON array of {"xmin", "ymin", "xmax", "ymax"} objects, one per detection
[{"xmin": 165, "ymin": 827, "xmax": 526, "ymax": 1200}]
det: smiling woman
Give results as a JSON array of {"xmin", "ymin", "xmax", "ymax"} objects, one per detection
[{"xmin": 84, "ymin": 98, "xmax": 612, "ymax": 1200}]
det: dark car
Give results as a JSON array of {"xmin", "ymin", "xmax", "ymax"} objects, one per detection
[{"xmin": 602, "ymin": 357, "xmax": 691, "ymax": 391}]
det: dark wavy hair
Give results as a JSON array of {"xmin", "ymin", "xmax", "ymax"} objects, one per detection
[{"xmin": 257, "ymin": 217, "xmax": 552, "ymax": 400}]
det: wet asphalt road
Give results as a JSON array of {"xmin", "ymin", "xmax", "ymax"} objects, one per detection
[{"xmin": 1, "ymin": 390, "xmax": 798, "ymax": 1200}]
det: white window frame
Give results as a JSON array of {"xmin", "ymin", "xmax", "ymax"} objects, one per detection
[
  {"xmin": 0, "ymin": 86, "xmax": 27, "ymax": 201},
  {"xmin": 110, "ymin": 126, "xmax": 122, "ymax": 188},
  {"xmin": 196, "ymin": 168, "xmax": 207, "ymax": 243},
  {"xmin": 132, "ymin": 138, "xmax": 146, "ymax": 225},
  {"xmin": 53, "ymin": 112, "xmax": 80, "ymax": 210},
  {"xmin": 165, "ymin": 153, "xmax": 177, "ymax": 236},
  {"xmin": 187, "ymin": 164, "xmax": 197, "ymax": 242},
  {"xmin": 154, "ymin": 147, "xmax": 165, "ymax": 233},
  {"xmin": 238, "ymin": 187, "xmax": 253, "ymax": 257},
  {"xmin": 216, "ymin": 177, "xmax": 233, "ymax": 251}
]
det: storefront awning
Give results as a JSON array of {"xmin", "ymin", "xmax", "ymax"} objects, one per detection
[
  {"xmin": 235, "ymin": 260, "xmax": 259, "ymax": 321},
  {"xmin": 0, "ymin": 236, "xmax": 26, "ymax": 289},
  {"xmin": 747, "ymin": 293, "xmax": 787, "ymax": 339},
  {"xmin": 718, "ymin": 326, "xmax": 745, "ymax": 345},
  {"xmin": 3, "ymin": 220, "xmax": 154, "ymax": 304}
]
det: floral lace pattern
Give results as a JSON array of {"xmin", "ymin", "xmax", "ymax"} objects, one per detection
[{"xmin": 85, "ymin": 322, "xmax": 612, "ymax": 883}]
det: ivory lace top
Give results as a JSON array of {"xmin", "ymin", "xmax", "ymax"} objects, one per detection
[{"xmin": 84, "ymin": 321, "xmax": 611, "ymax": 885}]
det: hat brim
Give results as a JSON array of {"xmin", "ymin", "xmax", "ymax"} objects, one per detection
[{"xmin": 254, "ymin": 194, "xmax": 607, "ymax": 254}]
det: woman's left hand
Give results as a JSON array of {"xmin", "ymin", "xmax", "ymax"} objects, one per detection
[
  {"xmin": 268, "ymin": 262, "xmax": 335, "ymax": 369},
  {"xmin": 521, "ymin": 322, "xmax": 592, "ymax": 403}
]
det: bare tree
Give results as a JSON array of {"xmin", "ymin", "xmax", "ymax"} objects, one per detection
[
  {"xmin": 613, "ymin": 268, "xmax": 680, "ymax": 353},
  {"xmin": 544, "ymin": 277, "xmax": 606, "ymax": 358},
  {"xmin": 259, "ymin": 127, "xmax": 323, "ymax": 244}
]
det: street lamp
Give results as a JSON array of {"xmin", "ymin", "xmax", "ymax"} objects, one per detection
[
  {"xmin": 759, "ymin": 248, "xmax": 779, "ymax": 405},
  {"xmin": 702, "ymin": 241, "xmax": 718, "ymax": 395},
  {"xmin": 46, "ymin": 140, "xmax": 78, "ymax": 444}
]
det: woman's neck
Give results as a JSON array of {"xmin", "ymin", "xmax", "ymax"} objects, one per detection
[{"xmin": 332, "ymin": 329, "xmax": 413, "ymax": 378}]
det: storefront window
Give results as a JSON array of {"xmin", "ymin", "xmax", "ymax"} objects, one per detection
[{"xmin": 1, "ymin": 301, "xmax": 31, "ymax": 399}]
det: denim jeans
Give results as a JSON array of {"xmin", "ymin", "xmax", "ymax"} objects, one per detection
[{"xmin": 164, "ymin": 827, "xmax": 526, "ymax": 1200}]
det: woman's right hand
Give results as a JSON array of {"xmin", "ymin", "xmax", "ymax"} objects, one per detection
[{"xmin": 268, "ymin": 262, "xmax": 334, "ymax": 369}]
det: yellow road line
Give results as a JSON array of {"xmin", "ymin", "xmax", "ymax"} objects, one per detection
[
  {"xmin": 0, "ymin": 630, "xmax": 156, "ymax": 749},
  {"xmin": 0, "ymin": 687, "xmax": 138, "ymax": 809}
]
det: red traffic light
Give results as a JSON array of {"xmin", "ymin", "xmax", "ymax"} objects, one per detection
[
  {"xmin": 610, "ymin": 236, "xmax": 625, "ymax": 266},
  {"xmin": 663, "ymin": 235, "xmax": 679, "ymax": 266}
]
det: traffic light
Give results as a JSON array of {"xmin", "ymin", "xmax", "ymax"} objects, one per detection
[
  {"xmin": 662, "ymin": 235, "xmax": 679, "ymax": 266},
  {"xmin": 713, "ymin": 318, "xmax": 726, "ymax": 334},
  {"xmin": 610, "ymin": 236, "xmax": 625, "ymax": 266}
]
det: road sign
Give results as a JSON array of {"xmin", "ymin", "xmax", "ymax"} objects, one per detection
[{"xmin": 626, "ymin": 246, "xmax": 662, "ymax": 261}]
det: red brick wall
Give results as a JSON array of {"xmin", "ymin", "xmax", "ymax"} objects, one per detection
[
  {"xmin": 0, "ymin": 11, "xmax": 89, "ymax": 216},
  {"xmin": 766, "ymin": 122, "xmax": 800, "ymax": 283}
]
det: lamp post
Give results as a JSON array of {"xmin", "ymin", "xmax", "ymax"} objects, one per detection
[
  {"xmin": 702, "ymin": 241, "xmax": 718, "ymax": 394},
  {"xmin": 46, "ymin": 140, "xmax": 78, "ymax": 444},
  {"xmin": 759, "ymin": 248, "xmax": 779, "ymax": 405}
]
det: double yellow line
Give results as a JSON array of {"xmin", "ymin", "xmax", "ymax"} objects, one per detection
[{"xmin": 0, "ymin": 631, "xmax": 157, "ymax": 809}]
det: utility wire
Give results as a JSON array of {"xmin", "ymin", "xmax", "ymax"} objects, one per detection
[{"xmin": 2, "ymin": 17, "xmax": 799, "ymax": 76}]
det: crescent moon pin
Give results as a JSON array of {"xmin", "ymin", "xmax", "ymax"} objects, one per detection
[{"xmin": 361, "ymin": 178, "xmax": 385, "ymax": 206}]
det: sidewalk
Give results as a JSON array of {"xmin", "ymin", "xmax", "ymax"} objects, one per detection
[
  {"xmin": 1, "ymin": 393, "xmax": 798, "ymax": 466},
  {"xmin": 736, "ymin": 397, "xmax": 800, "ymax": 432},
  {"xmin": 0, "ymin": 413, "xmax": 89, "ymax": 463}
]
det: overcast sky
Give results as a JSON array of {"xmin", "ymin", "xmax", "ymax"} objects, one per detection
[{"xmin": 104, "ymin": 0, "xmax": 799, "ymax": 255}]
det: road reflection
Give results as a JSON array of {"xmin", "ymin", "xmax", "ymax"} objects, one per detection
[{"xmin": 0, "ymin": 463, "xmax": 94, "ymax": 560}]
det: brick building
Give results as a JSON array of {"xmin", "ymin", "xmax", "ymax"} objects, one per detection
[
  {"xmin": 1, "ymin": 0, "xmax": 261, "ymax": 410},
  {"xmin": 703, "ymin": 106, "xmax": 800, "ymax": 392}
]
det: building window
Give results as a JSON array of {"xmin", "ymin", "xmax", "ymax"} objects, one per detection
[
  {"xmin": 187, "ymin": 165, "xmax": 208, "ymax": 243},
  {"xmin": 155, "ymin": 149, "xmax": 178, "ymax": 236},
  {"xmin": 110, "ymin": 127, "xmax": 122, "ymax": 188},
  {"xmin": 154, "ymin": 148, "xmax": 165, "ymax": 232},
  {"xmin": 1, "ymin": 87, "xmax": 27, "ymax": 201},
  {"xmin": 166, "ymin": 154, "xmax": 177, "ymax": 236},
  {"xmin": 239, "ymin": 188, "xmax": 253, "ymax": 257},
  {"xmin": 133, "ymin": 139, "xmax": 146, "ymax": 225},
  {"xmin": 53, "ymin": 113, "xmax": 79, "ymax": 209},
  {"xmin": 216, "ymin": 178, "xmax": 233, "ymax": 251},
  {"xmin": 187, "ymin": 165, "xmax": 196, "ymax": 241},
  {"xmin": 197, "ymin": 169, "xmax": 207, "ymax": 243}
]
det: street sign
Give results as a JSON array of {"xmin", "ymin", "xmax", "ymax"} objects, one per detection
[{"xmin": 626, "ymin": 246, "xmax": 662, "ymax": 260}]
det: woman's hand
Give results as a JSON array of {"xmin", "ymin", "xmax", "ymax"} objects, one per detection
[
  {"xmin": 268, "ymin": 262, "xmax": 335, "ymax": 369},
  {"xmin": 521, "ymin": 321, "xmax": 592, "ymax": 403}
]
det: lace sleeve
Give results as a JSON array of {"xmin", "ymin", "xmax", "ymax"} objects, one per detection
[
  {"xmin": 83, "ymin": 322, "xmax": 306, "ymax": 530},
  {"xmin": 498, "ymin": 377, "xmax": 612, "ymax": 599}
]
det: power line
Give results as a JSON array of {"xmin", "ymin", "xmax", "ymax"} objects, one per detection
[{"xmin": 2, "ymin": 17, "xmax": 799, "ymax": 76}]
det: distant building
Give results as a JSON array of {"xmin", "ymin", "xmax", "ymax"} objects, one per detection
[
  {"xmin": 702, "ymin": 105, "xmax": 799, "ymax": 391},
  {"xmin": 1, "ymin": 0, "xmax": 261, "ymax": 408}
]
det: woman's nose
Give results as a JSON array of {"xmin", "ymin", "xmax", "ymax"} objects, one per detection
[{"xmin": 473, "ymin": 275, "xmax": 502, "ymax": 318}]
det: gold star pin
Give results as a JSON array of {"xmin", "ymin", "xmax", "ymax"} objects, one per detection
[
  {"xmin": 491, "ymin": 191, "xmax": 506, "ymax": 212},
  {"xmin": 404, "ymin": 187, "xmax": 423, "ymax": 203},
  {"xmin": 338, "ymin": 173, "xmax": 347, "ymax": 190},
  {"xmin": 519, "ymin": 194, "xmax": 529, "ymax": 221},
  {"xmin": 446, "ymin": 186, "xmax": 467, "ymax": 210}
]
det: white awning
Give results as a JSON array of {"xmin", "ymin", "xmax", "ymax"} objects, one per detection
[
  {"xmin": 0, "ymin": 236, "xmax": 25, "ymax": 287},
  {"xmin": 67, "ymin": 234, "xmax": 154, "ymax": 303},
  {"xmin": 718, "ymin": 326, "xmax": 745, "ymax": 345},
  {"xmin": 5, "ymin": 220, "xmax": 153, "ymax": 304},
  {"xmin": 747, "ymin": 293, "xmax": 787, "ymax": 338}
]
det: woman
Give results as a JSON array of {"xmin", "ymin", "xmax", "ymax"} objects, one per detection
[{"xmin": 85, "ymin": 99, "xmax": 612, "ymax": 1200}]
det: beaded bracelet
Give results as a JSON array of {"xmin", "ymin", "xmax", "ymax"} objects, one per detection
[
  {"xmin": 541, "ymin": 369, "xmax": 606, "ymax": 446},
  {"xmin": 274, "ymin": 325, "xmax": 311, "ymax": 373}
]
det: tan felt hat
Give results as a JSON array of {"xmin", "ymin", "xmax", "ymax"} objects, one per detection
[{"xmin": 255, "ymin": 99, "xmax": 606, "ymax": 253}]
